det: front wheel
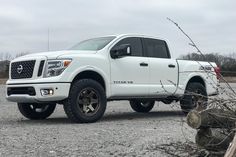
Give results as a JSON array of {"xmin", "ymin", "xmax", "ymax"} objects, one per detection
[
  {"xmin": 130, "ymin": 100, "xmax": 155, "ymax": 113},
  {"xmin": 180, "ymin": 82, "xmax": 207, "ymax": 114},
  {"xmin": 18, "ymin": 103, "xmax": 56, "ymax": 120},
  {"xmin": 63, "ymin": 79, "xmax": 107, "ymax": 123}
]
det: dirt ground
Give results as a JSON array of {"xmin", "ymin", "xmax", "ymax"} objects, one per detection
[
  {"xmin": 0, "ymin": 85, "xmax": 196, "ymax": 157},
  {"xmin": 2, "ymin": 83, "xmax": 236, "ymax": 156}
]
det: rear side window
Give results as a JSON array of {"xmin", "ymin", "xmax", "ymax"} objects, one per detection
[
  {"xmin": 111, "ymin": 37, "xmax": 143, "ymax": 57},
  {"xmin": 143, "ymin": 38, "xmax": 170, "ymax": 58}
]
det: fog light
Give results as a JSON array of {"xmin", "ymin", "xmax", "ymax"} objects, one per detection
[{"xmin": 40, "ymin": 89, "xmax": 54, "ymax": 96}]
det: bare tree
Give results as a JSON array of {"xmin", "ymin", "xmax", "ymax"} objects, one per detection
[
  {"xmin": 0, "ymin": 52, "xmax": 30, "ymax": 61},
  {"xmin": 15, "ymin": 52, "xmax": 29, "ymax": 58},
  {"xmin": 0, "ymin": 52, "xmax": 13, "ymax": 61}
]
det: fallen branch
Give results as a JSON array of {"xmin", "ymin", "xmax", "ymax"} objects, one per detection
[
  {"xmin": 187, "ymin": 109, "xmax": 236, "ymax": 129},
  {"xmin": 196, "ymin": 128, "xmax": 234, "ymax": 151},
  {"xmin": 224, "ymin": 128, "xmax": 236, "ymax": 157}
]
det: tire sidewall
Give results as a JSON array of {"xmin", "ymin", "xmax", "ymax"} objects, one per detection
[
  {"xmin": 67, "ymin": 79, "xmax": 106, "ymax": 123},
  {"xmin": 130, "ymin": 100, "xmax": 155, "ymax": 113},
  {"xmin": 180, "ymin": 82, "xmax": 207, "ymax": 112},
  {"xmin": 17, "ymin": 103, "xmax": 56, "ymax": 120}
]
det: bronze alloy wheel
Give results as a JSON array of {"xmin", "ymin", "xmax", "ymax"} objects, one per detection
[
  {"xmin": 77, "ymin": 88, "xmax": 100, "ymax": 116},
  {"xmin": 63, "ymin": 79, "xmax": 107, "ymax": 123}
]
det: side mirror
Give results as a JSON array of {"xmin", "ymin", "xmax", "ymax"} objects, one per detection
[{"xmin": 110, "ymin": 44, "xmax": 131, "ymax": 59}]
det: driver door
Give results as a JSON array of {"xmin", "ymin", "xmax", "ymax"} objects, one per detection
[{"xmin": 109, "ymin": 37, "xmax": 149, "ymax": 97}]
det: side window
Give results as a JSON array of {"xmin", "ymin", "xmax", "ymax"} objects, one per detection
[
  {"xmin": 111, "ymin": 37, "xmax": 143, "ymax": 57},
  {"xmin": 143, "ymin": 38, "xmax": 170, "ymax": 58}
]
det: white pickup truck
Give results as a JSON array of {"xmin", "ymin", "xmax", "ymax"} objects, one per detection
[{"xmin": 6, "ymin": 34, "xmax": 219, "ymax": 123}]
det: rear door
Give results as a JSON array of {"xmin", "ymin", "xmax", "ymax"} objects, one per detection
[
  {"xmin": 142, "ymin": 38, "xmax": 178, "ymax": 96},
  {"xmin": 110, "ymin": 37, "xmax": 149, "ymax": 97}
]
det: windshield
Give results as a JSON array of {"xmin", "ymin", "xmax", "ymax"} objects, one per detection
[{"xmin": 69, "ymin": 36, "xmax": 116, "ymax": 51}]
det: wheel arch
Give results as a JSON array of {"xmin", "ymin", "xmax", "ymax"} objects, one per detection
[
  {"xmin": 186, "ymin": 76, "xmax": 206, "ymax": 90},
  {"xmin": 71, "ymin": 70, "xmax": 106, "ymax": 92}
]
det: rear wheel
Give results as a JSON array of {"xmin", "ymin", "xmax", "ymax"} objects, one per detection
[
  {"xmin": 130, "ymin": 100, "xmax": 155, "ymax": 113},
  {"xmin": 18, "ymin": 103, "xmax": 56, "ymax": 120},
  {"xmin": 180, "ymin": 82, "xmax": 207, "ymax": 114}
]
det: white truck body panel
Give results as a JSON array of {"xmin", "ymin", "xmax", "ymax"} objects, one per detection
[
  {"xmin": 148, "ymin": 58, "xmax": 178, "ymax": 95},
  {"xmin": 110, "ymin": 56, "xmax": 149, "ymax": 97},
  {"xmin": 176, "ymin": 60, "xmax": 218, "ymax": 96}
]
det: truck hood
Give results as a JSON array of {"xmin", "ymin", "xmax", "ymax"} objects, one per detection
[{"xmin": 16, "ymin": 50, "xmax": 97, "ymax": 60}]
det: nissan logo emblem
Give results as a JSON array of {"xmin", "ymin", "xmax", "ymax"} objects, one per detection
[{"xmin": 17, "ymin": 65, "xmax": 23, "ymax": 74}]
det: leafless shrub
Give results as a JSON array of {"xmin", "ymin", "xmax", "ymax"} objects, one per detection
[{"xmin": 162, "ymin": 17, "xmax": 236, "ymax": 157}]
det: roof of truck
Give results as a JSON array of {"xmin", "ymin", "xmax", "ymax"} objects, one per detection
[{"xmin": 115, "ymin": 34, "xmax": 166, "ymax": 40}]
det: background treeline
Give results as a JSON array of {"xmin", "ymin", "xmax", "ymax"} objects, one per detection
[
  {"xmin": 179, "ymin": 52, "xmax": 236, "ymax": 76},
  {"xmin": 0, "ymin": 52, "xmax": 29, "ymax": 61}
]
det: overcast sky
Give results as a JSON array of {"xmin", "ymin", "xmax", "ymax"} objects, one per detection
[{"xmin": 0, "ymin": 0, "xmax": 235, "ymax": 58}]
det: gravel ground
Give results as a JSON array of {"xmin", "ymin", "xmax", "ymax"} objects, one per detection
[{"xmin": 0, "ymin": 85, "xmax": 205, "ymax": 157}]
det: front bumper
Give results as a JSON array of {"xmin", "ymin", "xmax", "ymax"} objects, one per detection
[{"xmin": 6, "ymin": 83, "xmax": 70, "ymax": 103}]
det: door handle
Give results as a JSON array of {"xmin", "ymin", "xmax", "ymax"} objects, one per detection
[
  {"xmin": 168, "ymin": 64, "xmax": 176, "ymax": 68},
  {"xmin": 140, "ymin": 62, "xmax": 148, "ymax": 67}
]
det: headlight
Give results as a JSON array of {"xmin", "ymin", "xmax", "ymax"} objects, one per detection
[{"xmin": 44, "ymin": 59, "xmax": 72, "ymax": 77}]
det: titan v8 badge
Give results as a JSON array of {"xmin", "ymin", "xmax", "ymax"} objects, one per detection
[{"xmin": 114, "ymin": 81, "xmax": 133, "ymax": 84}]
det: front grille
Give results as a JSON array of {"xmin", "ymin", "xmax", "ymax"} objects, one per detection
[
  {"xmin": 11, "ymin": 60, "xmax": 36, "ymax": 79},
  {"xmin": 37, "ymin": 60, "xmax": 45, "ymax": 77},
  {"xmin": 7, "ymin": 87, "xmax": 36, "ymax": 96}
]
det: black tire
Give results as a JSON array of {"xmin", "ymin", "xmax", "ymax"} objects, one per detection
[
  {"xmin": 17, "ymin": 103, "xmax": 56, "ymax": 120},
  {"xmin": 180, "ymin": 82, "xmax": 207, "ymax": 114},
  {"xmin": 63, "ymin": 79, "xmax": 107, "ymax": 123},
  {"xmin": 130, "ymin": 100, "xmax": 155, "ymax": 113}
]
